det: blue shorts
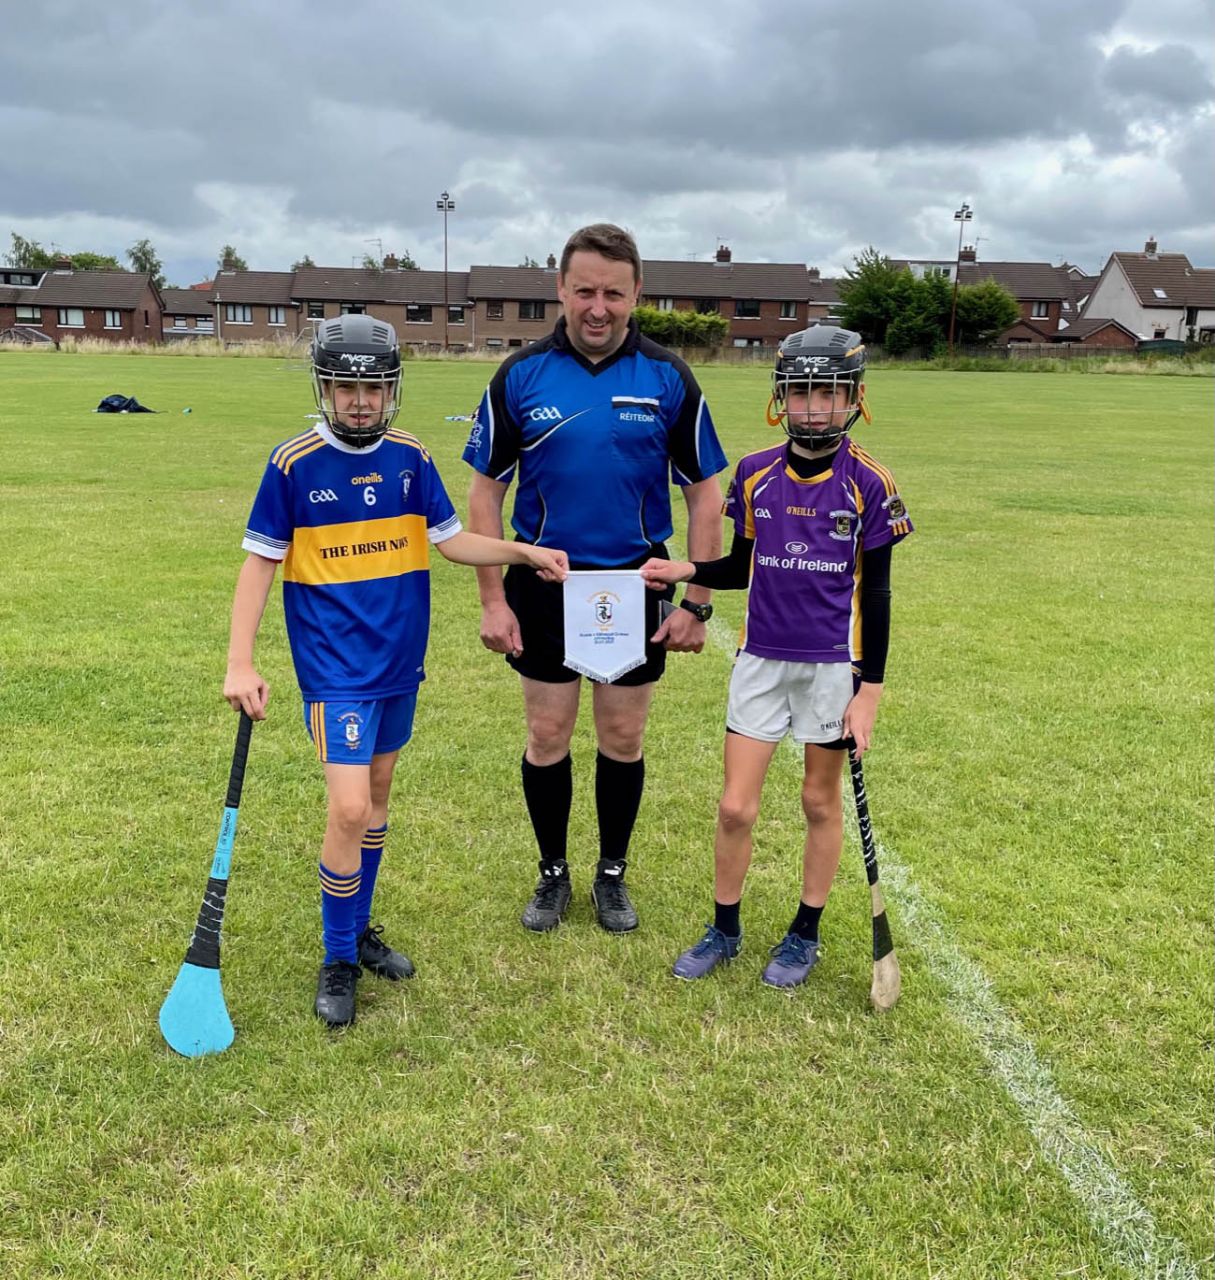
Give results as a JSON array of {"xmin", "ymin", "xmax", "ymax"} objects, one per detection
[{"xmin": 303, "ymin": 694, "xmax": 417, "ymax": 764}]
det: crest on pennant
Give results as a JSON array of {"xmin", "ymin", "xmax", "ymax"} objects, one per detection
[{"xmin": 593, "ymin": 592, "xmax": 617, "ymax": 627}]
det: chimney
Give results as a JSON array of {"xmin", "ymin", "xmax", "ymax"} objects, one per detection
[
  {"xmin": 808, "ymin": 266, "xmax": 821, "ymax": 281},
  {"xmin": 53, "ymin": 254, "xmax": 72, "ymax": 272},
  {"xmin": 959, "ymin": 244, "xmax": 977, "ymax": 262},
  {"xmin": 715, "ymin": 244, "xmax": 731, "ymax": 263},
  {"xmin": 221, "ymin": 253, "xmax": 238, "ymax": 271},
  {"xmin": 383, "ymin": 253, "xmax": 398, "ymax": 270},
  {"xmin": 1144, "ymin": 236, "xmax": 1158, "ymax": 256},
  {"xmin": 546, "ymin": 253, "xmax": 556, "ymax": 269}
]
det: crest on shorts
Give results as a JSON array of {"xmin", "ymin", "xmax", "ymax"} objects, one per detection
[
  {"xmin": 829, "ymin": 509, "xmax": 855, "ymax": 541},
  {"xmin": 338, "ymin": 711, "xmax": 364, "ymax": 749}
]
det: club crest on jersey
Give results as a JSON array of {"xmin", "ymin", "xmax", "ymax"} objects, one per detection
[
  {"xmin": 338, "ymin": 711, "xmax": 364, "ymax": 749},
  {"xmin": 829, "ymin": 509, "xmax": 855, "ymax": 541},
  {"xmin": 884, "ymin": 494, "xmax": 907, "ymax": 523},
  {"xmin": 590, "ymin": 591, "xmax": 619, "ymax": 629},
  {"xmin": 399, "ymin": 469, "xmax": 414, "ymax": 500}
]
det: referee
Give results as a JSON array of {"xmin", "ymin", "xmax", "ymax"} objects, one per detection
[{"xmin": 463, "ymin": 223, "xmax": 728, "ymax": 934}]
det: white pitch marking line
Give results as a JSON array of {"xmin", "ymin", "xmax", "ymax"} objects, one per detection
[{"xmin": 701, "ymin": 616, "xmax": 1198, "ymax": 1279}]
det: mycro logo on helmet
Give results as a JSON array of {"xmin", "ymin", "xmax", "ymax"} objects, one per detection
[
  {"xmin": 794, "ymin": 356, "xmax": 832, "ymax": 367},
  {"xmin": 529, "ymin": 406, "xmax": 563, "ymax": 422},
  {"xmin": 309, "ymin": 488, "xmax": 339, "ymax": 503},
  {"xmin": 340, "ymin": 353, "xmax": 378, "ymax": 369}
]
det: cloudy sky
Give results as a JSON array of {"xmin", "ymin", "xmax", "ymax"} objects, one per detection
[{"xmin": 2, "ymin": 0, "xmax": 1211, "ymax": 286}]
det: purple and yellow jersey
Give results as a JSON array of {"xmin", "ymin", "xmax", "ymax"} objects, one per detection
[
  {"xmin": 725, "ymin": 440, "xmax": 912, "ymax": 664},
  {"xmin": 242, "ymin": 424, "xmax": 461, "ymax": 701}
]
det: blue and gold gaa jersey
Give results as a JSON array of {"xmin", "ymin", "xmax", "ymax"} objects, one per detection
[
  {"xmin": 243, "ymin": 424, "xmax": 461, "ymax": 701},
  {"xmin": 462, "ymin": 318, "xmax": 728, "ymax": 566}
]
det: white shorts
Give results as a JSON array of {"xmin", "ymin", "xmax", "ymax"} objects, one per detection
[{"xmin": 726, "ymin": 652, "xmax": 855, "ymax": 745}]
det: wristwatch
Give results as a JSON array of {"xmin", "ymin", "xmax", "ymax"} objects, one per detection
[{"xmin": 678, "ymin": 598, "xmax": 714, "ymax": 623}]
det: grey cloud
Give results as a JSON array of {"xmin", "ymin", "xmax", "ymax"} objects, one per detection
[
  {"xmin": 1103, "ymin": 43, "xmax": 1215, "ymax": 106},
  {"xmin": 2, "ymin": 0, "xmax": 1212, "ymax": 282}
]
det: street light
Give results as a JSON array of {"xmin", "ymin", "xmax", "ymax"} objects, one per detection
[
  {"xmin": 436, "ymin": 190, "xmax": 455, "ymax": 349},
  {"xmin": 947, "ymin": 201, "xmax": 973, "ymax": 354}
]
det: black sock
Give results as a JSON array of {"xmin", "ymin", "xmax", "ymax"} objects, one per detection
[
  {"xmin": 595, "ymin": 751, "xmax": 644, "ymax": 866},
  {"xmin": 790, "ymin": 901, "xmax": 824, "ymax": 943},
  {"xmin": 521, "ymin": 753, "xmax": 572, "ymax": 868},
  {"xmin": 715, "ymin": 900, "xmax": 741, "ymax": 938}
]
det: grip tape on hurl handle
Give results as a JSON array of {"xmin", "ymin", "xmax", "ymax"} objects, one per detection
[{"xmin": 182, "ymin": 712, "xmax": 253, "ymax": 970}]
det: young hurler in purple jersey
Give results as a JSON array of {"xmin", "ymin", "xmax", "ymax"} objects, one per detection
[{"xmin": 640, "ymin": 326, "xmax": 913, "ymax": 988}]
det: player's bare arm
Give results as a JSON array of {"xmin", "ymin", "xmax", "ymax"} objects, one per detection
[
  {"xmin": 224, "ymin": 552, "xmax": 277, "ymax": 719},
  {"xmin": 640, "ymin": 558, "xmax": 694, "ymax": 586},
  {"xmin": 437, "ymin": 531, "xmax": 569, "ymax": 582}
]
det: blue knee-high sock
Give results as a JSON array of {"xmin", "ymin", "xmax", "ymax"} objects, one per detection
[
  {"xmin": 319, "ymin": 864, "xmax": 361, "ymax": 965},
  {"xmin": 354, "ymin": 823, "xmax": 387, "ymax": 938}
]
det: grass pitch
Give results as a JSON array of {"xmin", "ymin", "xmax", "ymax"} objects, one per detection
[{"xmin": 0, "ymin": 352, "xmax": 1210, "ymax": 1279}]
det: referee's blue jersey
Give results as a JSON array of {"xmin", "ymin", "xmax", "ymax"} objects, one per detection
[{"xmin": 462, "ymin": 318, "xmax": 728, "ymax": 566}]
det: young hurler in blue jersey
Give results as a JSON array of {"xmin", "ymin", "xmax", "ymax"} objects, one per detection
[{"xmin": 224, "ymin": 315, "xmax": 567, "ymax": 1028}]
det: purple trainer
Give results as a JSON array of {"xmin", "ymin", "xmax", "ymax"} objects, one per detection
[
  {"xmin": 761, "ymin": 932, "xmax": 820, "ymax": 988},
  {"xmin": 672, "ymin": 924, "xmax": 742, "ymax": 980}
]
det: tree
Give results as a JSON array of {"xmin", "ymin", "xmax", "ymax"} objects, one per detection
[
  {"xmin": 395, "ymin": 248, "xmax": 419, "ymax": 270},
  {"xmin": 361, "ymin": 253, "xmax": 382, "ymax": 273},
  {"xmin": 953, "ymin": 279, "xmax": 1020, "ymax": 345},
  {"xmin": 6, "ymin": 233, "xmax": 52, "ymax": 267},
  {"xmin": 837, "ymin": 247, "xmax": 906, "ymax": 344},
  {"xmin": 7, "ymin": 234, "xmax": 121, "ymax": 271},
  {"xmin": 291, "ymin": 254, "xmax": 316, "ymax": 270},
  {"xmin": 218, "ymin": 244, "xmax": 249, "ymax": 271},
  {"xmin": 518, "ymin": 256, "xmax": 540, "ymax": 268},
  {"xmin": 634, "ymin": 304, "xmax": 727, "ymax": 348},
  {"xmin": 63, "ymin": 251, "xmax": 122, "ymax": 271},
  {"xmin": 126, "ymin": 238, "xmax": 165, "ymax": 288}
]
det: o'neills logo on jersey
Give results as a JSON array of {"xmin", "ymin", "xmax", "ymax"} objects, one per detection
[
  {"xmin": 756, "ymin": 552, "xmax": 847, "ymax": 572},
  {"xmin": 350, "ymin": 472, "xmax": 383, "ymax": 486}
]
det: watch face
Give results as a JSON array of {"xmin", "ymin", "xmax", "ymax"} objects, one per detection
[{"xmin": 681, "ymin": 601, "xmax": 712, "ymax": 622}]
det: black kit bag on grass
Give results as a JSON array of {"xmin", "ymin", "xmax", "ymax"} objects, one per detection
[{"xmin": 96, "ymin": 394, "xmax": 155, "ymax": 413}]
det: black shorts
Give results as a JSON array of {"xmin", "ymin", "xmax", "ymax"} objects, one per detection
[{"xmin": 504, "ymin": 542, "xmax": 677, "ymax": 686}]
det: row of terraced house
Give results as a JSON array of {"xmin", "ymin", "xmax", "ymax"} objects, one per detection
[{"xmin": 3, "ymin": 239, "xmax": 1213, "ymax": 352}]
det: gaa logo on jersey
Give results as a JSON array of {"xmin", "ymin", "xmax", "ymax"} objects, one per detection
[
  {"xmin": 399, "ymin": 469, "xmax": 414, "ymax": 500},
  {"xmin": 309, "ymin": 488, "xmax": 339, "ymax": 503},
  {"xmin": 530, "ymin": 405, "xmax": 563, "ymax": 422},
  {"xmin": 829, "ymin": 509, "xmax": 855, "ymax": 541},
  {"xmin": 338, "ymin": 711, "xmax": 364, "ymax": 750}
]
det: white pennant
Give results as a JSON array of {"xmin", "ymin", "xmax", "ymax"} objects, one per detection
[{"xmin": 562, "ymin": 570, "xmax": 647, "ymax": 683}]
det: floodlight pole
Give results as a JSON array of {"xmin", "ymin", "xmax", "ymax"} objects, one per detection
[
  {"xmin": 947, "ymin": 201, "xmax": 973, "ymax": 354},
  {"xmin": 436, "ymin": 191, "xmax": 455, "ymax": 349}
]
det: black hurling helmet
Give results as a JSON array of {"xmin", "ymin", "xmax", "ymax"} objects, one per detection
[
  {"xmin": 768, "ymin": 324, "xmax": 870, "ymax": 449},
  {"xmin": 311, "ymin": 314, "xmax": 402, "ymax": 447}
]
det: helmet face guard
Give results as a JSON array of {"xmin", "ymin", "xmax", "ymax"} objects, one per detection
[
  {"xmin": 311, "ymin": 315, "xmax": 402, "ymax": 448},
  {"xmin": 768, "ymin": 326, "xmax": 869, "ymax": 450}
]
